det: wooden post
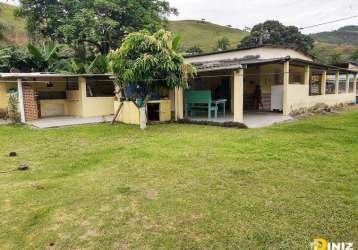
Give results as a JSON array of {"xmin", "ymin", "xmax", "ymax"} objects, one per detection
[
  {"xmin": 233, "ymin": 68, "xmax": 244, "ymax": 123},
  {"xmin": 17, "ymin": 78, "xmax": 25, "ymax": 123},
  {"xmin": 304, "ymin": 65, "xmax": 310, "ymax": 85},
  {"xmin": 354, "ymin": 73, "xmax": 357, "ymax": 96},
  {"xmin": 321, "ymin": 70, "xmax": 327, "ymax": 95},
  {"xmin": 175, "ymin": 87, "xmax": 184, "ymax": 120},
  {"xmin": 345, "ymin": 73, "xmax": 350, "ymax": 93},
  {"xmin": 283, "ymin": 61, "xmax": 290, "ymax": 115},
  {"xmin": 335, "ymin": 71, "xmax": 339, "ymax": 95}
]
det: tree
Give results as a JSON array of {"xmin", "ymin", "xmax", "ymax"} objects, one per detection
[
  {"xmin": 0, "ymin": 46, "xmax": 30, "ymax": 72},
  {"xmin": 239, "ymin": 20, "xmax": 314, "ymax": 53},
  {"xmin": 216, "ymin": 37, "xmax": 230, "ymax": 51},
  {"xmin": 59, "ymin": 55, "xmax": 109, "ymax": 74},
  {"xmin": 26, "ymin": 41, "xmax": 63, "ymax": 72},
  {"xmin": 18, "ymin": 0, "xmax": 177, "ymax": 56},
  {"xmin": 328, "ymin": 53, "xmax": 345, "ymax": 65},
  {"xmin": 186, "ymin": 45, "xmax": 203, "ymax": 55},
  {"xmin": 108, "ymin": 29, "xmax": 196, "ymax": 128},
  {"xmin": 351, "ymin": 49, "xmax": 358, "ymax": 61}
]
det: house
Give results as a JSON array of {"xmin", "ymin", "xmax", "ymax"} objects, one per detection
[
  {"xmin": 0, "ymin": 73, "xmax": 115, "ymax": 126},
  {"xmin": 170, "ymin": 45, "xmax": 357, "ymax": 125},
  {"xmin": 1, "ymin": 46, "xmax": 357, "ymax": 128}
]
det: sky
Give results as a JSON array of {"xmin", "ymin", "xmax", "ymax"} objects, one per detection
[{"xmin": 1, "ymin": 0, "xmax": 358, "ymax": 34}]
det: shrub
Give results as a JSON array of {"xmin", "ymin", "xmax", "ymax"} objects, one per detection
[{"xmin": 8, "ymin": 93, "xmax": 20, "ymax": 123}]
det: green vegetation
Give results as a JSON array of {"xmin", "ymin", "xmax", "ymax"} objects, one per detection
[
  {"xmin": 0, "ymin": 3, "xmax": 27, "ymax": 47},
  {"xmin": 1, "ymin": 111, "xmax": 358, "ymax": 249},
  {"xmin": 168, "ymin": 20, "xmax": 248, "ymax": 52},
  {"xmin": 311, "ymin": 26, "xmax": 358, "ymax": 46},
  {"xmin": 240, "ymin": 20, "xmax": 314, "ymax": 53}
]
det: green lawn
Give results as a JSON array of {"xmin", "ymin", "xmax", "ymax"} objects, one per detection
[{"xmin": 0, "ymin": 111, "xmax": 357, "ymax": 249}]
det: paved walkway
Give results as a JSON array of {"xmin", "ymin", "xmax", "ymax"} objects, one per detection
[
  {"xmin": 0, "ymin": 119, "xmax": 11, "ymax": 125},
  {"xmin": 243, "ymin": 112, "xmax": 293, "ymax": 128},
  {"xmin": 189, "ymin": 112, "xmax": 294, "ymax": 128},
  {"xmin": 27, "ymin": 116, "xmax": 114, "ymax": 129}
]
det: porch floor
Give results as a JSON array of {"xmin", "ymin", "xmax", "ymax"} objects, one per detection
[
  {"xmin": 0, "ymin": 119, "xmax": 11, "ymax": 125},
  {"xmin": 27, "ymin": 116, "xmax": 114, "ymax": 129},
  {"xmin": 189, "ymin": 112, "xmax": 293, "ymax": 128}
]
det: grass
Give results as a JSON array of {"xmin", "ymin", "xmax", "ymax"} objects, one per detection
[
  {"xmin": 0, "ymin": 111, "xmax": 358, "ymax": 249},
  {"xmin": 168, "ymin": 20, "xmax": 248, "ymax": 52},
  {"xmin": 0, "ymin": 3, "xmax": 27, "ymax": 47}
]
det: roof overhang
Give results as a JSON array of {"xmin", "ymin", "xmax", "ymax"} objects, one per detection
[{"xmin": 0, "ymin": 73, "xmax": 112, "ymax": 79}]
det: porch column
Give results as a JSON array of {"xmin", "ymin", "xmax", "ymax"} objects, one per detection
[
  {"xmin": 354, "ymin": 73, "xmax": 357, "ymax": 95},
  {"xmin": 304, "ymin": 65, "xmax": 310, "ymax": 85},
  {"xmin": 233, "ymin": 68, "xmax": 244, "ymax": 123},
  {"xmin": 345, "ymin": 73, "xmax": 350, "ymax": 93},
  {"xmin": 175, "ymin": 87, "xmax": 184, "ymax": 120},
  {"xmin": 283, "ymin": 61, "xmax": 290, "ymax": 116},
  {"xmin": 17, "ymin": 78, "xmax": 26, "ymax": 123},
  {"xmin": 321, "ymin": 70, "xmax": 327, "ymax": 95},
  {"xmin": 335, "ymin": 71, "xmax": 339, "ymax": 95}
]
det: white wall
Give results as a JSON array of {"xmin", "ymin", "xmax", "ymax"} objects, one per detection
[
  {"xmin": 185, "ymin": 47, "xmax": 313, "ymax": 64},
  {"xmin": 286, "ymin": 84, "xmax": 356, "ymax": 113}
]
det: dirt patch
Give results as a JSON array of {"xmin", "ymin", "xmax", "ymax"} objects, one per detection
[
  {"xmin": 144, "ymin": 189, "xmax": 159, "ymax": 200},
  {"xmin": 290, "ymin": 103, "xmax": 354, "ymax": 118}
]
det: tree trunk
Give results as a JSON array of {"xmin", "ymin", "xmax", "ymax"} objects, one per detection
[
  {"xmin": 111, "ymin": 102, "xmax": 123, "ymax": 125},
  {"xmin": 140, "ymin": 95, "xmax": 150, "ymax": 130},
  {"xmin": 111, "ymin": 87, "xmax": 124, "ymax": 124}
]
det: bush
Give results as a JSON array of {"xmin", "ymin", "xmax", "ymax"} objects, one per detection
[
  {"xmin": 8, "ymin": 93, "xmax": 20, "ymax": 123},
  {"xmin": 0, "ymin": 109, "xmax": 8, "ymax": 120}
]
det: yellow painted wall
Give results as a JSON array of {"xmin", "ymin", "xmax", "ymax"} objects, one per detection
[
  {"xmin": 114, "ymin": 99, "xmax": 171, "ymax": 124},
  {"xmin": 286, "ymin": 84, "xmax": 356, "ymax": 113},
  {"xmin": 0, "ymin": 81, "xmax": 17, "ymax": 111},
  {"xmin": 114, "ymin": 101, "xmax": 140, "ymax": 125},
  {"xmin": 39, "ymin": 99, "xmax": 69, "ymax": 117}
]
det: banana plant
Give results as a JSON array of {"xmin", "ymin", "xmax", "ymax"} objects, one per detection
[
  {"xmin": 26, "ymin": 40, "xmax": 63, "ymax": 72},
  {"xmin": 59, "ymin": 54, "xmax": 108, "ymax": 74}
]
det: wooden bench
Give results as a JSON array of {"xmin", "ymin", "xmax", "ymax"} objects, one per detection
[{"xmin": 184, "ymin": 90, "xmax": 218, "ymax": 119}]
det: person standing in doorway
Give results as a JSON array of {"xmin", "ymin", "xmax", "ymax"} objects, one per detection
[{"xmin": 253, "ymin": 85, "xmax": 264, "ymax": 111}]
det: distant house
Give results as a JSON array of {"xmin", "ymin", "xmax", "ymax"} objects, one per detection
[{"xmin": 0, "ymin": 46, "xmax": 357, "ymax": 128}]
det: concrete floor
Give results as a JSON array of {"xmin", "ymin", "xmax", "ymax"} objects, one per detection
[
  {"xmin": 0, "ymin": 119, "xmax": 11, "ymax": 125},
  {"xmin": 243, "ymin": 112, "xmax": 293, "ymax": 128},
  {"xmin": 27, "ymin": 116, "xmax": 114, "ymax": 129},
  {"xmin": 189, "ymin": 112, "xmax": 293, "ymax": 128}
]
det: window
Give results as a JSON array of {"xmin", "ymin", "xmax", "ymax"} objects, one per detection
[
  {"xmin": 325, "ymin": 74, "xmax": 335, "ymax": 94},
  {"xmin": 86, "ymin": 77, "xmax": 115, "ymax": 97},
  {"xmin": 349, "ymin": 74, "xmax": 355, "ymax": 93},
  {"xmin": 339, "ymin": 75, "xmax": 346, "ymax": 93},
  {"xmin": 310, "ymin": 74, "xmax": 321, "ymax": 95}
]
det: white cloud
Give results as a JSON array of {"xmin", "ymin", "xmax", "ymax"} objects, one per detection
[
  {"xmin": 1, "ymin": 0, "xmax": 357, "ymax": 33},
  {"xmin": 167, "ymin": 0, "xmax": 358, "ymax": 33}
]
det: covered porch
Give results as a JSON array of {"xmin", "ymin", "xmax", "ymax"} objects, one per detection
[
  {"xmin": 0, "ymin": 73, "xmax": 116, "ymax": 125},
  {"xmin": 174, "ymin": 57, "xmax": 357, "ymax": 127}
]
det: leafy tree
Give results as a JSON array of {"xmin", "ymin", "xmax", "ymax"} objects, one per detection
[
  {"xmin": 18, "ymin": 0, "xmax": 177, "ymax": 56},
  {"xmin": 186, "ymin": 45, "xmax": 203, "ymax": 55},
  {"xmin": 108, "ymin": 29, "xmax": 196, "ymax": 128},
  {"xmin": 239, "ymin": 20, "xmax": 314, "ymax": 53},
  {"xmin": 328, "ymin": 52, "xmax": 345, "ymax": 65},
  {"xmin": 59, "ymin": 55, "xmax": 109, "ymax": 74},
  {"xmin": 351, "ymin": 49, "xmax": 358, "ymax": 61},
  {"xmin": 0, "ymin": 46, "xmax": 30, "ymax": 72},
  {"xmin": 26, "ymin": 41, "xmax": 63, "ymax": 72},
  {"xmin": 216, "ymin": 37, "xmax": 230, "ymax": 51}
]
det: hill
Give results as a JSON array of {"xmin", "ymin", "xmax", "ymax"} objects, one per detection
[
  {"xmin": 310, "ymin": 25, "xmax": 358, "ymax": 46},
  {"xmin": 0, "ymin": 3, "xmax": 27, "ymax": 47},
  {"xmin": 168, "ymin": 20, "xmax": 248, "ymax": 52},
  {"xmin": 0, "ymin": 3, "xmax": 356, "ymax": 63}
]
